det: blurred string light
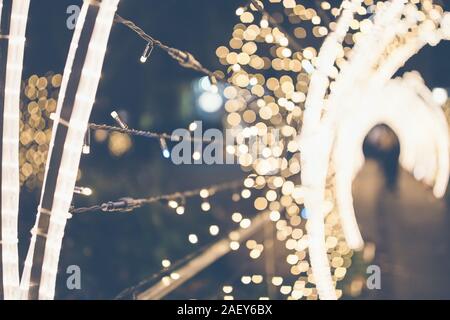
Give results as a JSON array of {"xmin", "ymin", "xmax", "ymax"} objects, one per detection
[
  {"xmin": 249, "ymin": 0, "xmax": 303, "ymax": 52},
  {"xmin": 217, "ymin": 214, "xmax": 372, "ymax": 300},
  {"xmin": 70, "ymin": 179, "xmax": 243, "ymax": 214},
  {"xmin": 223, "ymin": 207, "xmax": 356, "ymax": 300},
  {"xmin": 70, "ymin": 177, "xmax": 253, "ymax": 291},
  {"xmin": 124, "ymin": 211, "xmax": 271, "ymax": 300},
  {"xmin": 218, "ymin": 0, "xmax": 354, "ymax": 300},
  {"xmin": 115, "ymin": 198, "xmax": 270, "ymax": 300},
  {"xmin": 19, "ymin": 74, "xmax": 61, "ymax": 190},
  {"xmin": 0, "ymin": 0, "xmax": 31, "ymax": 300}
]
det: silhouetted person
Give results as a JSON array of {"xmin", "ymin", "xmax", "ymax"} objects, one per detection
[{"xmin": 363, "ymin": 125, "xmax": 400, "ymax": 191}]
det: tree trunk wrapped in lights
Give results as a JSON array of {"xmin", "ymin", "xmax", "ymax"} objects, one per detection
[
  {"xmin": 0, "ymin": 0, "xmax": 30, "ymax": 300},
  {"xmin": 20, "ymin": 0, "xmax": 120, "ymax": 300}
]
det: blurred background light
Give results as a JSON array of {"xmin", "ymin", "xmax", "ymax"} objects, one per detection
[
  {"xmin": 195, "ymin": 76, "xmax": 223, "ymax": 114},
  {"xmin": 198, "ymin": 91, "xmax": 223, "ymax": 113}
]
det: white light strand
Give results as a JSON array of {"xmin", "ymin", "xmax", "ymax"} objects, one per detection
[
  {"xmin": 1, "ymin": 0, "xmax": 31, "ymax": 300},
  {"xmin": 20, "ymin": 0, "xmax": 120, "ymax": 300},
  {"xmin": 20, "ymin": 2, "xmax": 90, "ymax": 300},
  {"xmin": 38, "ymin": 0, "xmax": 120, "ymax": 300}
]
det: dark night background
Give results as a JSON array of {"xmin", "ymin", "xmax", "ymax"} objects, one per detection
[{"xmin": 16, "ymin": 0, "xmax": 450, "ymax": 299}]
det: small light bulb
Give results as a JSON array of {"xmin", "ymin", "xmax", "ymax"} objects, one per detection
[
  {"xmin": 140, "ymin": 42, "xmax": 154, "ymax": 63},
  {"xmin": 159, "ymin": 137, "xmax": 170, "ymax": 158},
  {"xmin": 230, "ymin": 241, "xmax": 240, "ymax": 250},
  {"xmin": 168, "ymin": 200, "xmax": 178, "ymax": 209},
  {"xmin": 188, "ymin": 234, "xmax": 198, "ymax": 244},
  {"xmin": 223, "ymin": 286, "xmax": 233, "ymax": 293},
  {"xmin": 74, "ymin": 186, "xmax": 93, "ymax": 196},
  {"xmin": 162, "ymin": 259, "xmax": 171, "ymax": 268},
  {"xmin": 189, "ymin": 122, "xmax": 198, "ymax": 131},
  {"xmin": 236, "ymin": 7, "xmax": 244, "ymax": 16},
  {"xmin": 199, "ymin": 189, "xmax": 209, "ymax": 198},
  {"xmin": 82, "ymin": 129, "xmax": 91, "ymax": 155},
  {"xmin": 110, "ymin": 110, "xmax": 128, "ymax": 129},
  {"xmin": 176, "ymin": 206, "xmax": 185, "ymax": 215},
  {"xmin": 192, "ymin": 151, "xmax": 201, "ymax": 161},
  {"xmin": 240, "ymin": 218, "xmax": 251, "ymax": 229},
  {"xmin": 201, "ymin": 202, "xmax": 211, "ymax": 211},
  {"xmin": 170, "ymin": 272, "xmax": 180, "ymax": 280},
  {"xmin": 209, "ymin": 225, "xmax": 219, "ymax": 236},
  {"xmin": 260, "ymin": 19, "xmax": 269, "ymax": 28}
]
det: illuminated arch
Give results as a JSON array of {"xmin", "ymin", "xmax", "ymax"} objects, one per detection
[
  {"xmin": 333, "ymin": 72, "xmax": 449, "ymax": 250},
  {"xmin": 300, "ymin": 0, "xmax": 450, "ymax": 300}
]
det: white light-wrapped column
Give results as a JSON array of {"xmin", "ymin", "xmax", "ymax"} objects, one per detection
[
  {"xmin": 20, "ymin": 0, "xmax": 120, "ymax": 300},
  {"xmin": 0, "ymin": 0, "xmax": 30, "ymax": 300},
  {"xmin": 39, "ymin": 0, "xmax": 120, "ymax": 300},
  {"xmin": 19, "ymin": 2, "xmax": 89, "ymax": 300}
]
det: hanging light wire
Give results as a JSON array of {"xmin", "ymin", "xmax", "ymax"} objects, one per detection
[
  {"xmin": 70, "ymin": 179, "xmax": 243, "ymax": 214},
  {"xmin": 114, "ymin": 14, "xmax": 219, "ymax": 80},
  {"xmin": 88, "ymin": 123, "xmax": 214, "ymax": 143}
]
